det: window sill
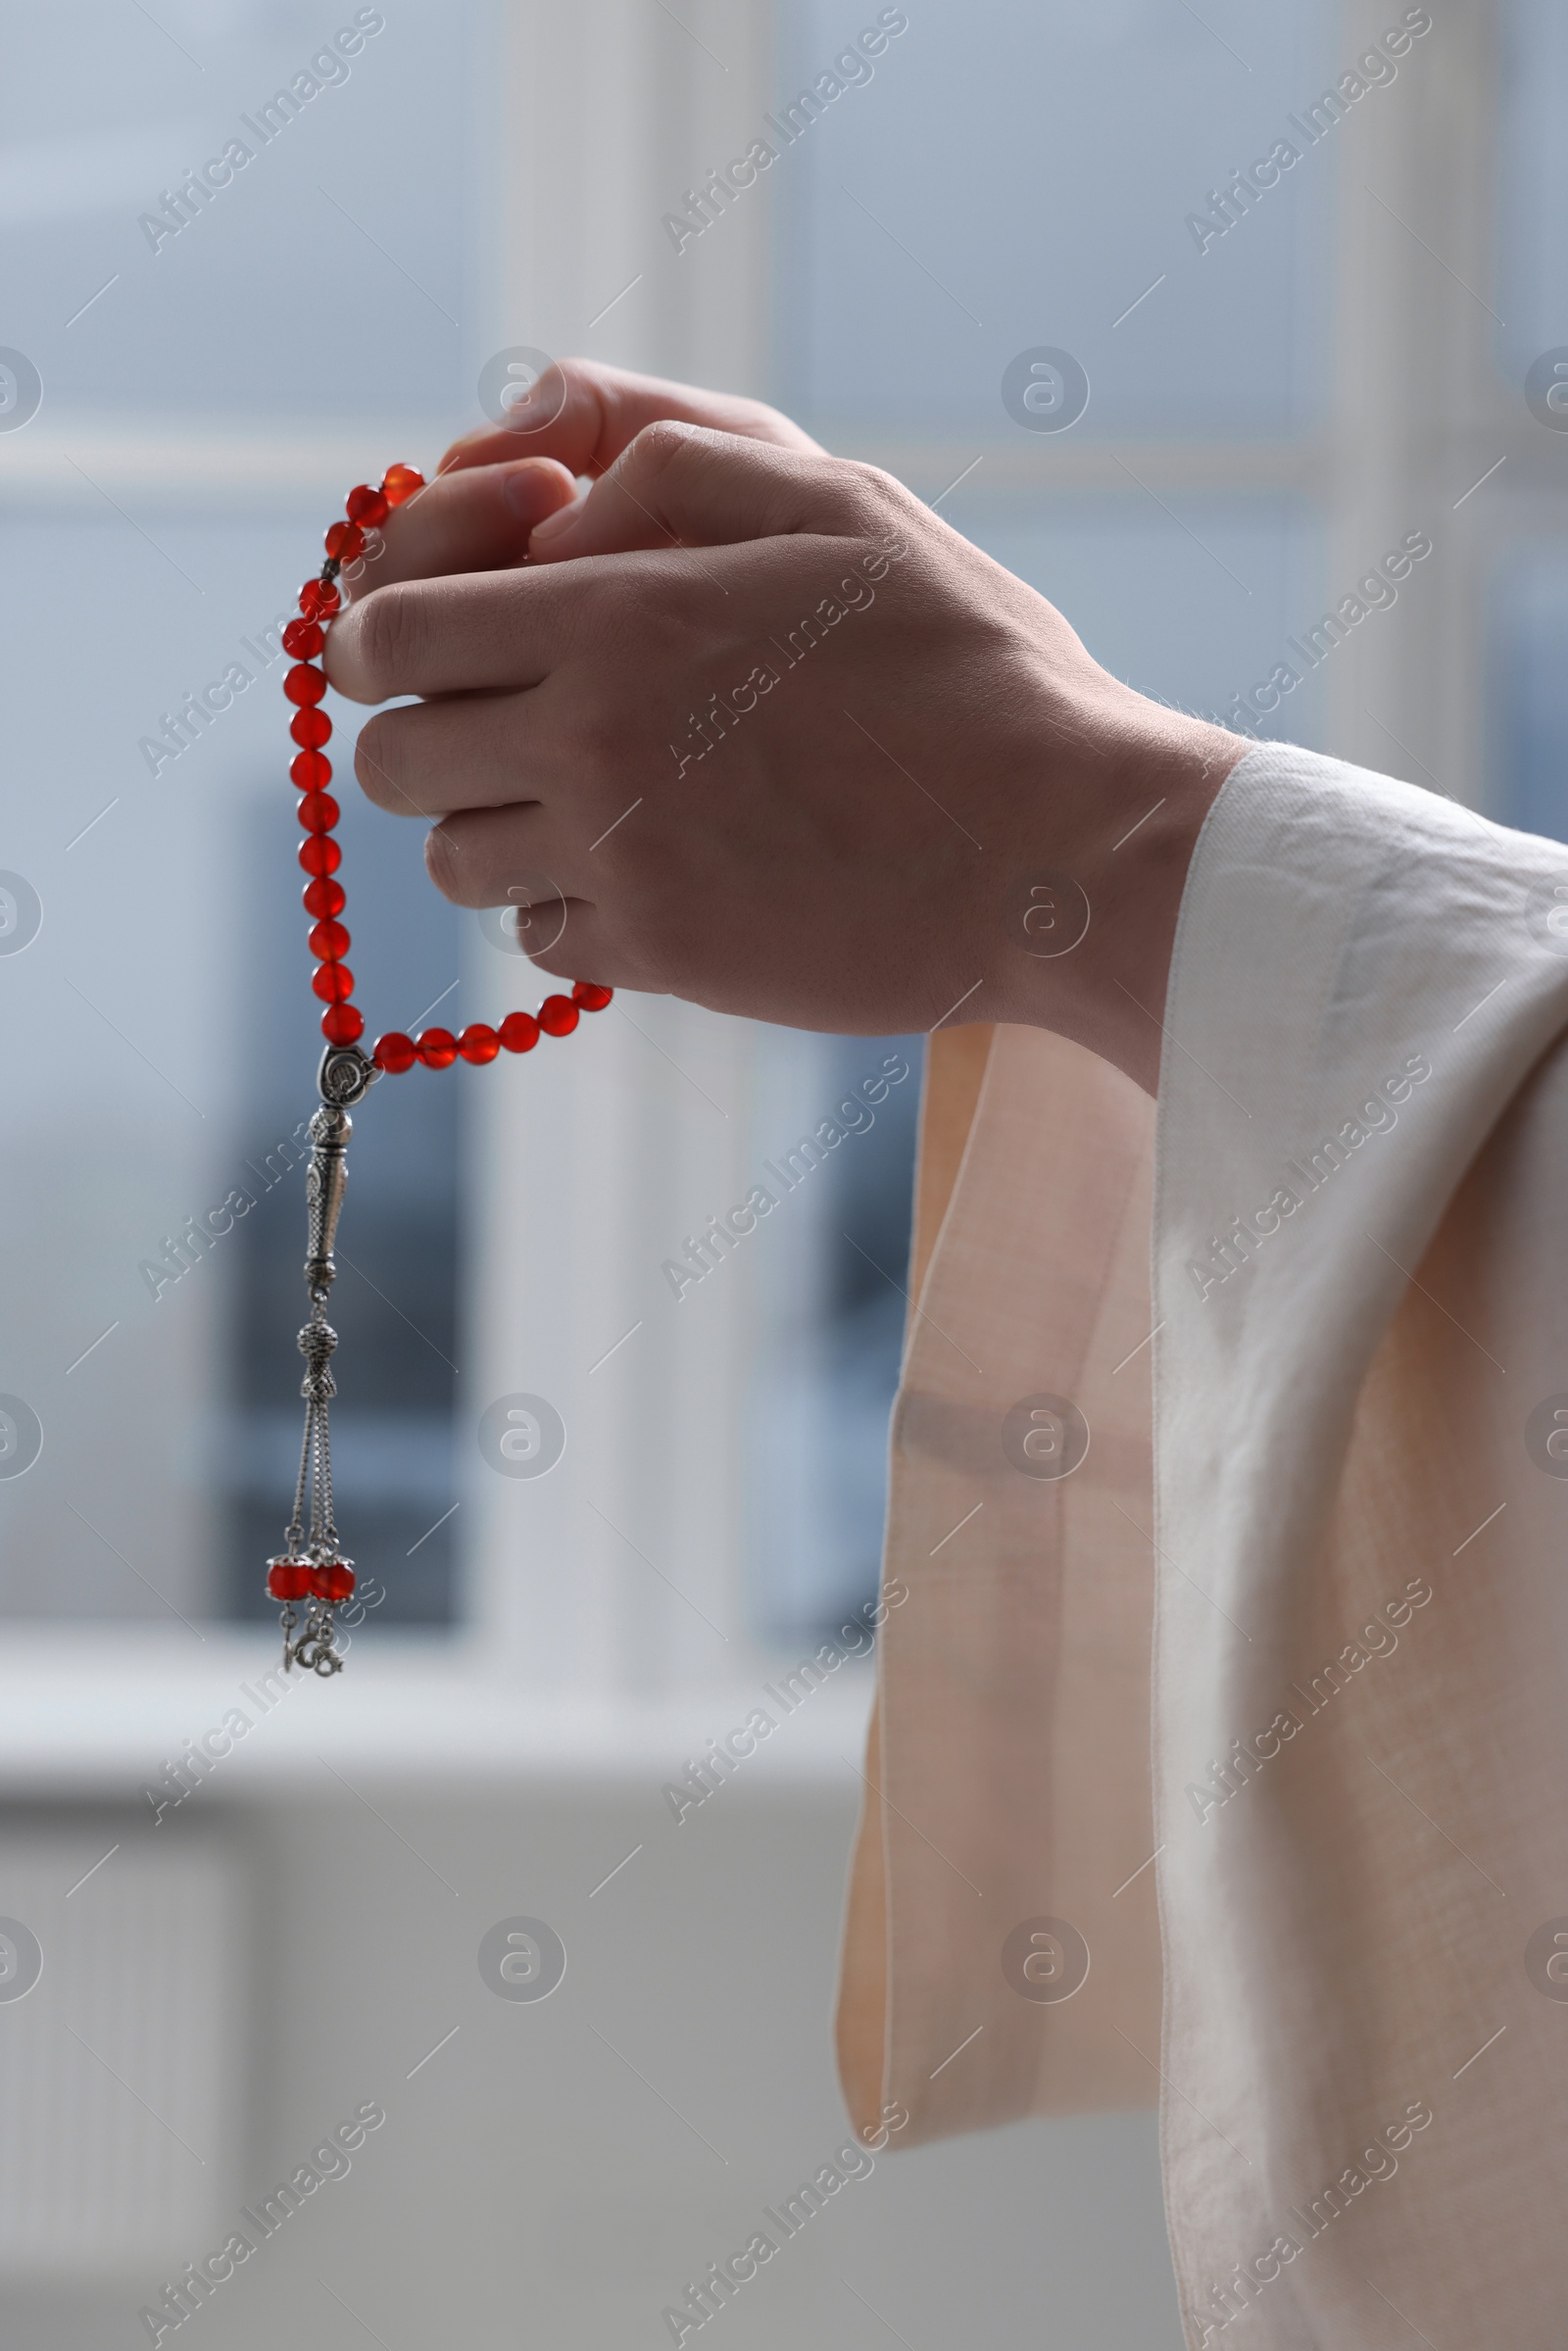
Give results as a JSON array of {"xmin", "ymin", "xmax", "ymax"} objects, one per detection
[{"xmin": 0, "ymin": 1627, "xmax": 874, "ymax": 1792}]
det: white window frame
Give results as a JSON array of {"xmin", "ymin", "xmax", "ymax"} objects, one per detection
[{"xmin": 0, "ymin": 0, "xmax": 1527, "ymax": 1732}]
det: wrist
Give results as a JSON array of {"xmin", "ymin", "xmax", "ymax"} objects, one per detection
[{"xmin": 981, "ymin": 686, "xmax": 1247, "ymax": 1096}]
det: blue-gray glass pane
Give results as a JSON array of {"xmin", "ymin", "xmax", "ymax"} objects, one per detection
[
  {"xmin": 2, "ymin": 0, "xmax": 482, "ymax": 428},
  {"xmin": 772, "ymin": 0, "xmax": 1337, "ymax": 440},
  {"xmin": 948, "ymin": 491, "xmax": 1326, "ymax": 742},
  {"xmin": 1497, "ymin": 0, "xmax": 1568, "ymax": 385},
  {"xmin": 1494, "ymin": 547, "xmax": 1568, "ymax": 841},
  {"xmin": 0, "ymin": 511, "xmax": 463, "ymax": 1624},
  {"xmin": 745, "ymin": 1031, "xmax": 923, "ymax": 1646}
]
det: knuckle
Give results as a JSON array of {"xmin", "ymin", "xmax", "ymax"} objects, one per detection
[
  {"xmin": 633, "ymin": 416, "xmax": 697, "ymax": 463},
  {"xmin": 837, "ymin": 458, "xmax": 912, "ymax": 526},
  {"xmin": 622, "ymin": 417, "xmax": 705, "ymax": 488}
]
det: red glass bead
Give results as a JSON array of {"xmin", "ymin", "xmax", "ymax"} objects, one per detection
[
  {"xmin": 499, "ymin": 1010, "xmax": 539, "ymax": 1053},
  {"xmin": 417, "ymin": 1026, "xmax": 458, "ymax": 1069},
  {"xmin": 267, "ymin": 1558, "xmax": 311, "ymax": 1602},
  {"xmin": 282, "ymin": 617, "xmax": 323, "ymax": 660},
  {"xmin": 309, "ymin": 916, "xmax": 350, "ymax": 960},
  {"xmin": 290, "ymin": 749, "xmax": 331, "ymax": 792},
  {"xmin": 312, "ymin": 1561, "xmax": 356, "ymax": 1604},
  {"xmin": 285, "ymin": 662, "xmax": 326, "ymax": 707},
  {"xmin": 373, "ymin": 1031, "xmax": 417, "ymax": 1074},
  {"xmin": 459, "ymin": 1022, "xmax": 500, "ymax": 1064},
  {"xmin": 321, "ymin": 1003, "xmax": 365, "ymax": 1045},
  {"xmin": 299, "ymin": 834, "xmax": 342, "ymax": 877},
  {"xmin": 382, "ymin": 464, "xmax": 424, "ymax": 507},
  {"xmin": 538, "ymin": 994, "xmax": 578, "ymax": 1038},
  {"xmin": 291, "ymin": 707, "xmax": 331, "ymax": 750},
  {"xmin": 313, "ymin": 961, "xmax": 355, "ymax": 1003},
  {"xmin": 298, "ymin": 792, "xmax": 339, "ymax": 834},
  {"xmin": 303, "ymin": 876, "xmax": 346, "ymax": 920},
  {"xmin": 571, "ymin": 981, "xmax": 612, "ymax": 1011},
  {"xmin": 346, "ymin": 483, "xmax": 389, "ymax": 527},
  {"xmin": 325, "ymin": 520, "xmax": 366, "ymax": 563},
  {"xmin": 298, "ymin": 577, "xmax": 341, "ymax": 621}
]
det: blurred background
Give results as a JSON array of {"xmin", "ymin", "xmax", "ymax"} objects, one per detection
[{"xmin": 0, "ymin": 0, "xmax": 1561, "ymax": 2342}]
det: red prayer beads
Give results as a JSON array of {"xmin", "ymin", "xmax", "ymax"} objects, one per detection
[
  {"xmin": 297, "ymin": 577, "xmax": 340, "ymax": 622},
  {"xmin": 372, "ymin": 1030, "xmax": 417, "ymax": 1073},
  {"xmin": 416, "ymin": 1026, "xmax": 458, "ymax": 1069},
  {"xmin": 291, "ymin": 707, "xmax": 331, "ymax": 749},
  {"xmin": 321, "ymin": 1003, "xmax": 365, "ymax": 1046},
  {"xmin": 299, "ymin": 793, "xmax": 339, "ymax": 834},
  {"xmin": 287, "ymin": 462, "xmax": 613, "ymax": 1065},
  {"xmin": 499, "ymin": 1010, "xmax": 539, "ymax": 1053},
  {"xmin": 309, "ymin": 916, "xmax": 349, "ymax": 960},
  {"xmin": 270, "ymin": 462, "xmax": 614, "ymax": 1668},
  {"xmin": 265, "ymin": 1557, "xmax": 356, "ymax": 1603},
  {"xmin": 299, "ymin": 835, "xmax": 341, "ymax": 877}
]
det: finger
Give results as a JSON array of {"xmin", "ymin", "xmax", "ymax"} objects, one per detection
[
  {"xmin": 341, "ymin": 457, "xmax": 576, "ymax": 602},
  {"xmin": 355, "ymin": 690, "xmax": 552, "ymax": 820},
  {"xmin": 526, "ymin": 421, "xmax": 879, "ymax": 564},
  {"xmin": 435, "ymin": 356, "xmax": 823, "ymax": 480},
  {"xmin": 324, "ymin": 565, "xmax": 583, "ymax": 705},
  {"xmin": 326, "ymin": 524, "xmax": 783, "ymax": 706},
  {"xmin": 324, "ymin": 510, "xmax": 876, "ymax": 707},
  {"xmin": 422, "ymin": 813, "xmax": 666, "ymax": 995},
  {"xmin": 423, "ymin": 804, "xmax": 570, "ymax": 909}
]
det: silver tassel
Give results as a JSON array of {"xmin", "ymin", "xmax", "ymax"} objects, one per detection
[{"xmin": 267, "ymin": 1044, "xmax": 379, "ymax": 1676}]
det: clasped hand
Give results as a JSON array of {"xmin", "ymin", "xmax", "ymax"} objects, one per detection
[{"xmin": 322, "ymin": 360, "xmax": 1242, "ymax": 1094}]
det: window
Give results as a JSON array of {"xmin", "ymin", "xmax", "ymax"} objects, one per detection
[
  {"xmin": 3, "ymin": 8, "xmax": 1554, "ymax": 2343},
  {"xmin": 3, "ymin": 0, "xmax": 1540, "ymax": 1692},
  {"xmin": 1494, "ymin": 0, "xmax": 1568, "ymax": 840},
  {"xmin": 1, "ymin": 0, "xmax": 487, "ymax": 1630}
]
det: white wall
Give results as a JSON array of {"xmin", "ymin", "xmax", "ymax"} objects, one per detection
[{"xmin": 0, "ymin": 1640, "xmax": 1182, "ymax": 2349}]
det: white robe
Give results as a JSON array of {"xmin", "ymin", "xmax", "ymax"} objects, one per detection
[{"xmin": 837, "ymin": 741, "xmax": 1568, "ymax": 2345}]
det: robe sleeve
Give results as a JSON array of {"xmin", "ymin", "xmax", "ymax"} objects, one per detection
[{"xmin": 836, "ymin": 741, "xmax": 1568, "ymax": 2346}]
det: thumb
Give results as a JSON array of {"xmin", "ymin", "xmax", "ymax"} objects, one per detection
[
  {"xmin": 340, "ymin": 455, "xmax": 577, "ymax": 602},
  {"xmin": 526, "ymin": 420, "xmax": 861, "ymax": 564}
]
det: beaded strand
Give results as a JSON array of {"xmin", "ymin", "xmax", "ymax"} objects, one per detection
[
  {"xmin": 281, "ymin": 461, "xmax": 612, "ymax": 1072},
  {"xmin": 264, "ymin": 463, "xmax": 612, "ymax": 1666}
]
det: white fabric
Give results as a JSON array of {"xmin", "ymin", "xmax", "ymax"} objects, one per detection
[
  {"xmin": 837, "ymin": 742, "xmax": 1568, "ymax": 2345},
  {"xmin": 1153, "ymin": 743, "xmax": 1568, "ymax": 2342}
]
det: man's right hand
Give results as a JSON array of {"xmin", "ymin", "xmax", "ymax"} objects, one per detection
[
  {"xmin": 327, "ymin": 387, "xmax": 1245, "ymax": 1087},
  {"xmin": 342, "ymin": 358, "xmax": 824, "ymax": 600}
]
